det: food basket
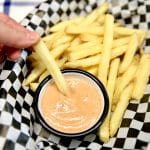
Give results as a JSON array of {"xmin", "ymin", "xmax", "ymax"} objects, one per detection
[{"xmin": 0, "ymin": 0, "xmax": 150, "ymax": 149}]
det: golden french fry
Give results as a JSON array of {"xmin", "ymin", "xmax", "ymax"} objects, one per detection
[
  {"xmin": 70, "ymin": 37, "xmax": 81, "ymax": 47},
  {"xmin": 29, "ymin": 82, "xmax": 39, "ymax": 92},
  {"xmin": 97, "ymin": 15, "xmax": 105, "ymax": 25},
  {"xmin": 82, "ymin": 9, "xmax": 98, "ymax": 26},
  {"xmin": 85, "ymin": 65, "xmax": 98, "ymax": 76},
  {"xmin": 111, "ymin": 45, "xmax": 128, "ymax": 59},
  {"xmin": 49, "ymin": 20, "xmax": 71, "ymax": 32},
  {"xmin": 49, "ymin": 16, "xmax": 84, "ymax": 32},
  {"xmin": 43, "ymin": 31, "xmax": 64, "ymax": 49},
  {"xmin": 112, "ymin": 56, "xmax": 139, "ymax": 105},
  {"xmin": 24, "ymin": 63, "xmax": 45, "ymax": 86},
  {"xmin": 79, "ymin": 34, "xmax": 99, "ymax": 42},
  {"xmin": 138, "ymin": 30, "xmax": 147, "ymax": 47},
  {"xmin": 66, "ymin": 25, "xmax": 104, "ymax": 35},
  {"xmin": 111, "ymin": 76, "xmax": 122, "ymax": 112},
  {"xmin": 52, "ymin": 34, "xmax": 73, "ymax": 48},
  {"xmin": 98, "ymin": 14, "xmax": 114, "ymax": 86},
  {"xmin": 110, "ymin": 83, "xmax": 133, "ymax": 137},
  {"xmin": 96, "ymin": 2, "xmax": 109, "ymax": 15},
  {"xmin": 132, "ymin": 54, "xmax": 150, "ymax": 100},
  {"xmin": 33, "ymin": 39, "xmax": 68, "ymax": 95},
  {"xmin": 114, "ymin": 27, "xmax": 147, "ymax": 45},
  {"xmin": 114, "ymin": 27, "xmax": 136, "ymax": 35},
  {"xmin": 64, "ymin": 54, "xmax": 101, "ymax": 68},
  {"xmin": 27, "ymin": 52, "xmax": 40, "ymax": 62},
  {"xmin": 111, "ymin": 104, "xmax": 116, "ymax": 112},
  {"xmin": 39, "ymin": 70, "xmax": 49, "ymax": 83},
  {"xmin": 99, "ymin": 58, "xmax": 120, "ymax": 143},
  {"xmin": 57, "ymin": 56, "xmax": 68, "ymax": 69},
  {"xmin": 81, "ymin": 2, "xmax": 108, "ymax": 25},
  {"xmin": 68, "ymin": 44, "xmax": 102, "ymax": 60},
  {"xmin": 68, "ymin": 39, "xmax": 102, "ymax": 52},
  {"xmin": 139, "ymin": 48, "xmax": 144, "ymax": 55},
  {"xmin": 112, "ymin": 37, "xmax": 129, "ymax": 48},
  {"xmin": 114, "ymin": 22, "xmax": 122, "ymax": 27},
  {"xmin": 107, "ymin": 58, "xmax": 121, "ymax": 103},
  {"xmin": 51, "ymin": 43, "xmax": 70, "ymax": 59},
  {"xmin": 119, "ymin": 34, "xmax": 138, "ymax": 74}
]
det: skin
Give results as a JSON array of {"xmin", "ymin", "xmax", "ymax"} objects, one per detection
[{"xmin": 0, "ymin": 13, "xmax": 40, "ymax": 63}]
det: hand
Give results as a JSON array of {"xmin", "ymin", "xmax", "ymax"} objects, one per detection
[{"xmin": 0, "ymin": 13, "xmax": 40, "ymax": 63}]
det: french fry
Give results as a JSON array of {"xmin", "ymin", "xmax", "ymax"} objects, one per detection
[
  {"xmin": 138, "ymin": 30, "xmax": 147, "ymax": 46},
  {"xmin": 114, "ymin": 22, "xmax": 122, "ymax": 27},
  {"xmin": 24, "ymin": 63, "xmax": 45, "ymax": 86},
  {"xmin": 114, "ymin": 27, "xmax": 147, "ymax": 46},
  {"xmin": 79, "ymin": 34, "xmax": 99, "ymax": 42},
  {"xmin": 30, "ymin": 82, "xmax": 39, "ymax": 92},
  {"xmin": 139, "ymin": 48, "xmax": 144, "ymax": 55},
  {"xmin": 110, "ymin": 83, "xmax": 133, "ymax": 137},
  {"xmin": 111, "ymin": 104, "xmax": 116, "ymax": 112},
  {"xmin": 68, "ymin": 44, "xmax": 102, "ymax": 60},
  {"xmin": 99, "ymin": 58, "xmax": 120, "ymax": 143},
  {"xmin": 107, "ymin": 59, "xmax": 120, "ymax": 104},
  {"xmin": 82, "ymin": 2, "xmax": 108, "ymax": 25},
  {"xmin": 119, "ymin": 34, "xmax": 138, "ymax": 74},
  {"xmin": 98, "ymin": 14, "xmax": 114, "ymax": 86},
  {"xmin": 49, "ymin": 16, "xmax": 84, "ymax": 32},
  {"xmin": 97, "ymin": 15, "xmax": 105, "ymax": 25},
  {"xmin": 114, "ymin": 27, "xmax": 136, "ymax": 35},
  {"xmin": 52, "ymin": 34, "xmax": 73, "ymax": 48},
  {"xmin": 81, "ymin": 9, "xmax": 98, "ymax": 26},
  {"xmin": 39, "ymin": 70, "xmax": 49, "ymax": 83},
  {"xmin": 111, "ymin": 45, "xmax": 128, "ymax": 59},
  {"xmin": 57, "ymin": 56, "xmax": 68, "ymax": 69},
  {"xmin": 27, "ymin": 52, "xmax": 40, "ymax": 62},
  {"xmin": 132, "ymin": 54, "xmax": 150, "ymax": 100},
  {"xmin": 112, "ymin": 37, "xmax": 129, "ymax": 48},
  {"xmin": 43, "ymin": 31, "xmax": 64, "ymax": 49},
  {"xmin": 111, "ymin": 76, "xmax": 122, "ymax": 112},
  {"xmin": 68, "ymin": 39, "xmax": 102, "ymax": 52},
  {"xmin": 51, "ymin": 43, "xmax": 70, "ymax": 58},
  {"xmin": 96, "ymin": 2, "xmax": 109, "ymax": 16},
  {"xmin": 64, "ymin": 54, "xmax": 101, "ymax": 68},
  {"xmin": 112, "ymin": 56, "xmax": 139, "ymax": 105},
  {"xmin": 33, "ymin": 39, "xmax": 68, "ymax": 95},
  {"xmin": 66, "ymin": 25, "xmax": 104, "ymax": 35},
  {"xmin": 85, "ymin": 65, "xmax": 98, "ymax": 76},
  {"xmin": 70, "ymin": 37, "xmax": 81, "ymax": 47}
]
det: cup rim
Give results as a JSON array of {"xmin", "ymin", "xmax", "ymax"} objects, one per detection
[{"xmin": 34, "ymin": 69, "xmax": 109, "ymax": 138}]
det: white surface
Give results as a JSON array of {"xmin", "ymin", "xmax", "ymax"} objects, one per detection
[{"xmin": 0, "ymin": 0, "xmax": 44, "ymax": 22}]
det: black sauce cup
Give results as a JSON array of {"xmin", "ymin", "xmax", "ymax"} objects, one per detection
[{"xmin": 34, "ymin": 69, "xmax": 109, "ymax": 138}]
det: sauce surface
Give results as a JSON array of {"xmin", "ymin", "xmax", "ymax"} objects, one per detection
[{"xmin": 39, "ymin": 74, "xmax": 103, "ymax": 133}]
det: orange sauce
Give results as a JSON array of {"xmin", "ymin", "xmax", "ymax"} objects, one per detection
[{"xmin": 39, "ymin": 74, "xmax": 104, "ymax": 133}]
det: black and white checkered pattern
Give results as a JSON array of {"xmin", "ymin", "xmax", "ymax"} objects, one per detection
[{"xmin": 0, "ymin": 0, "xmax": 150, "ymax": 149}]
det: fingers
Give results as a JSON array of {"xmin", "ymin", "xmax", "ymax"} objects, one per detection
[
  {"xmin": 0, "ymin": 13, "xmax": 27, "ymax": 32},
  {"xmin": 0, "ymin": 13, "xmax": 40, "ymax": 48},
  {"xmin": 0, "ymin": 44, "xmax": 6, "ymax": 63},
  {"xmin": 5, "ymin": 47, "xmax": 22, "ymax": 60},
  {"xmin": 0, "ymin": 46, "xmax": 22, "ymax": 63}
]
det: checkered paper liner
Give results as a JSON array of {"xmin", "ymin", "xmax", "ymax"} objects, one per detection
[{"xmin": 0, "ymin": 0, "xmax": 150, "ymax": 149}]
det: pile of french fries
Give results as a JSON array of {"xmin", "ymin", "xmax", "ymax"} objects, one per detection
[{"xmin": 24, "ymin": 2, "xmax": 150, "ymax": 143}]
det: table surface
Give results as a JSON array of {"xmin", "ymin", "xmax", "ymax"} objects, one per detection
[{"xmin": 0, "ymin": 0, "xmax": 44, "ymax": 22}]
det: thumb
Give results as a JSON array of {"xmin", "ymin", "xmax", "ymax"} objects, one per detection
[{"xmin": 0, "ymin": 14, "xmax": 39, "ymax": 48}]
